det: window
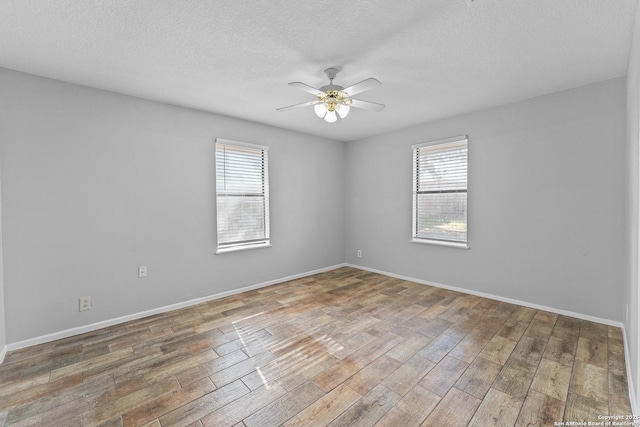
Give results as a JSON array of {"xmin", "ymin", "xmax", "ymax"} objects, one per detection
[
  {"xmin": 215, "ymin": 138, "xmax": 270, "ymax": 252},
  {"xmin": 412, "ymin": 135, "xmax": 468, "ymax": 248}
]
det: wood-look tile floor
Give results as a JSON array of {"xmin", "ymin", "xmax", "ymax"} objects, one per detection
[{"xmin": 0, "ymin": 267, "xmax": 632, "ymax": 426}]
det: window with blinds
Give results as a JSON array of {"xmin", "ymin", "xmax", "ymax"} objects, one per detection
[
  {"xmin": 412, "ymin": 136, "xmax": 468, "ymax": 247},
  {"xmin": 215, "ymin": 138, "xmax": 270, "ymax": 252}
]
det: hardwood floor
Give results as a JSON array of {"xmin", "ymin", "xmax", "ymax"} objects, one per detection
[{"xmin": 0, "ymin": 267, "xmax": 632, "ymax": 426}]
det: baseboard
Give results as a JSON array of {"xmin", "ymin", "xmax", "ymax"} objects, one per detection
[
  {"xmin": 0, "ymin": 345, "xmax": 6, "ymax": 364},
  {"xmin": 622, "ymin": 324, "xmax": 638, "ymax": 416},
  {"xmin": 3, "ymin": 263, "xmax": 347, "ymax": 357},
  {"xmin": 346, "ymin": 263, "xmax": 623, "ymax": 328}
]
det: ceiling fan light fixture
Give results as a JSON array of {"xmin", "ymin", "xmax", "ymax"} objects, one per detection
[
  {"xmin": 277, "ymin": 68, "xmax": 384, "ymax": 123},
  {"xmin": 336, "ymin": 103, "xmax": 350, "ymax": 119},
  {"xmin": 314, "ymin": 103, "xmax": 328, "ymax": 118},
  {"xmin": 324, "ymin": 110, "xmax": 338, "ymax": 123}
]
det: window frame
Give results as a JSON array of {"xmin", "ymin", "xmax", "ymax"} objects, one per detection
[
  {"xmin": 215, "ymin": 138, "xmax": 271, "ymax": 254},
  {"xmin": 411, "ymin": 135, "xmax": 469, "ymax": 249}
]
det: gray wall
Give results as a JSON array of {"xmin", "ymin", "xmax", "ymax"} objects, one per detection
[
  {"xmin": 625, "ymin": 2, "xmax": 640, "ymax": 411},
  {"xmin": 0, "ymin": 69, "xmax": 345, "ymax": 343},
  {"xmin": 0, "ymin": 68, "xmax": 629, "ymax": 352},
  {"xmin": 345, "ymin": 78, "xmax": 626, "ymax": 321}
]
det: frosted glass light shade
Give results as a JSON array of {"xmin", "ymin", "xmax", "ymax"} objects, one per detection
[
  {"xmin": 324, "ymin": 110, "xmax": 337, "ymax": 123},
  {"xmin": 336, "ymin": 104, "xmax": 350, "ymax": 119},
  {"xmin": 314, "ymin": 103, "xmax": 328, "ymax": 118}
]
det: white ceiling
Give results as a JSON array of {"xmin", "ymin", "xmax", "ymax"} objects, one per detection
[{"xmin": 0, "ymin": 0, "xmax": 637, "ymax": 142}]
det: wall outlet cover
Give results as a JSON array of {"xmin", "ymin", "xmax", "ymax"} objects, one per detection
[
  {"xmin": 79, "ymin": 296, "xmax": 92, "ymax": 312},
  {"xmin": 138, "ymin": 266, "xmax": 148, "ymax": 278}
]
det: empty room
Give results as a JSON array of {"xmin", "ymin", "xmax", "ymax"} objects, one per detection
[{"xmin": 1, "ymin": 1, "xmax": 640, "ymax": 426}]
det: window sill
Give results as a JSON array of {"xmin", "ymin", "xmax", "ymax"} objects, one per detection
[
  {"xmin": 216, "ymin": 242, "xmax": 271, "ymax": 254},
  {"xmin": 411, "ymin": 239, "xmax": 470, "ymax": 250}
]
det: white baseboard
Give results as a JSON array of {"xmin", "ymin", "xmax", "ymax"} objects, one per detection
[
  {"xmin": 622, "ymin": 324, "xmax": 638, "ymax": 416},
  {"xmin": 1, "ymin": 263, "xmax": 347, "ymax": 360},
  {"xmin": 347, "ymin": 263, "xmax": 623, "ymax": 327}
]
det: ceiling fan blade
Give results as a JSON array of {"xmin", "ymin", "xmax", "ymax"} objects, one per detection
[
  {"xmin": 341, "ymin": 78, "xmax": 381, "ymax": 97},
  {"xmin": 349, "ymin": 99, "xmax": 385, "ymax": 112},
  {"xmin": 288, "ymin": 82, "xmax": 325, "ymax": 97},
  {"xmin": 276, "ymin": 99, "xmax": 320, "ymax": 112}
]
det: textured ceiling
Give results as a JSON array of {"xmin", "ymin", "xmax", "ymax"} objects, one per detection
[{"xmin": 0, "ymin": 0, "xmax": 638, "ymax": 141}]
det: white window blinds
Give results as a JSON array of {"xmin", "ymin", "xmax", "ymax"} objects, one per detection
[
  {"xmin": 215, "ymin": 139, "xmax": 270, "ymax": 251},
  {"xmin": 412, "ymin": 136, "xmax": 468, "ymax": 245}
]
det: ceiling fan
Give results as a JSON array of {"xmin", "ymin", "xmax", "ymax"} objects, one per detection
[{"xmin": 277, "ymin": 67, "xmax": 385, "ymax": 123}]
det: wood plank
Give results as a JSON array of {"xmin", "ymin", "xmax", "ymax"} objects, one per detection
[
  {"xmin": 416, "ymin": 333, "xmax": 461, "ymax": 363},
  {"xmin": 326, "ymin": 384, "xmax": 400, "ymax": 427},
  {"xmin": 575, "ymin": 337, "xmax": 608, "ymax": 369},
  {"xmin": 421, "ymin": 387, "xmax": 482, "ymax": 426},
  {"xmin": 492, "ymin": 357, "xmax": 537, "ymax": 399},
  {"xmin": 4, "ymin": 374, "xmax": 113, "ymax": 425},
  {"xmin": 609, "ymin": 365, "xmax": 629, "ymax": 396},
  {"xmin": 380, "ymin": 354, "xmax": 435, "ymax": 396},
  {"xmin": 418, "ymin": 355, "xmax": 469, "ymax": 397},
  {"xmin": 347, "ymin": 332, "xmax": 405, "ymax": 367},
  {"xmin": 510, "ymin": 336, "xmax": 547, "ymax": 366},
  {"xmin": 543, "ymin": 334, "xmax": 578, "ymax": 366},
  {"xmin": 468, "ymin": 388, "xmax": 523, "ymax": 427},
  {"xmin": 312, "ymin": 358, "xmax": 360, "ymax": 392},
  {"xmin": 282, "ymin": 383, "xmax": 361, "ymax": 427},
  {"xmin": 276, "ymin": 353, "xmax": 338, "ymax": 392},
  {"xmin": 112, "ymin": 348, "xmax": 192, "ymax": 384},
  {"xmin": 564, "ymin": 391, "xmax": 609, "ymax": 424},
  {"xmin": 120, "ymin": 377, "xmax": 215, "ymax": 427},
  {"xmin": 240, "ymin": 342, "xmax": 329, "ymax": 391},
  {"xmin": 174, "ymin": 349, "xmax": 248, "ymax": 386},
  {"xmin": 94, "ymin": 417, "xmax": 123, "ymax": 427},
  {"xmin": 609, "ymin": 392, "xmax": 633, "ymax": 416},
  {"xmin": 49, "ymin": 347, "xmax": 134, "ymax": 381},
  {"xmin": 579, "ymin": 321, "xmax": 609, "ymax": 343},
  {"xmin": 478, "ymin": 335, "xmax": 517, "ymax": 366},
  {"xmin": 0, "ymin": 373, "xmax": 83, "ymax": 410},
  {"xmin": 531, "ymin": 358, "xmax": 572, "ymax": 402},
  {"xmin": 242, "ymin": 381, "xmax": 325, "ymax": 427},
  {"xmin": 515, "ymin": 388, "xmax": 564, "ymax": 427},
  {"xmin": 208, "ymin": 351, "xmax": 277, "ymax": 388},
  {"xmin": 448, "ymin": 330, "xmax": 493, "ymax": 364},
  {"xmin": 343, "ymin": 354, "xmax": 402, "ymax": 395},
  {"xmin": 158, "ymin": 380, "xmax": 250, "ymax": 427},
  {"xmin": 570, "ymin": 360, "xmax": 609, "ymax": 402},
  {"xmin": 0, "ymin": 374, "xmax": 50, "ymax": 399},
  {"xmin": 199, "ymin": 383, "xmax": 287, "ymax": 427},
  {"xmin": 143, "ymin": 349, "xmax": 219, "ymax": 384},
  {"xmin": 384, "ymin": 333, "xmax": 432, "ymax": 363},
  {"xmin": 83, "ymin": 378, "xmax": 180, "ymax": 427},
  {"xmin": 497, "ymin": 319, "xmax": 529, "ymax": 342},
  {"xmin": 326, "ymin": 331, "xmax": 377, "ymax": 360},
  {"xmin": 454, "ymin": 357, "xmax": 502, "ymax": 399},
  {"xmin": 374, "ymin": 385, "xmax": 441, "ymax": 427},
  {"xmin": 393, "ymin": 304, "xmax": 427, "ymax": 321},
  {"xmin": 416, "ymin": 318, "xmax": 454, "ymax": 339}
]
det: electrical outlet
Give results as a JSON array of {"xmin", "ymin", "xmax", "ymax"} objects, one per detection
[
  {"xmin": 79, "ymin": 296, "xmax": 92, "ymax": 312},
  {"xmin": 357, "ymin": 250, "xmax": 362, "ymax": 258},
  {"xmin": 138, "ymin": 266, "xmax": 147, "ymax": 278}
]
